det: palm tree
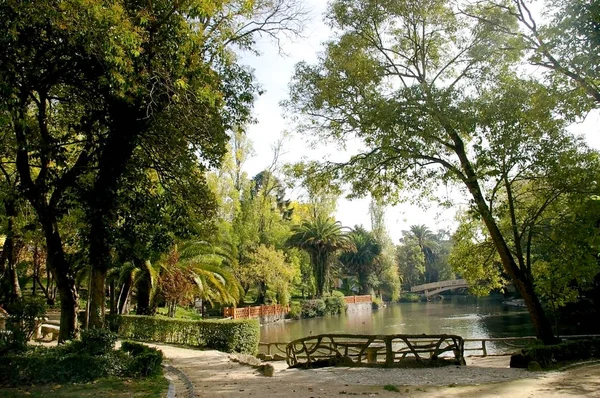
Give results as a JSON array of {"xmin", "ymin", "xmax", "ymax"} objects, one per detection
[
  {"xmin": 174, "ymin": 240, "xmax": 243, "ymax": 307},
  {"xmin": 403, "ymin": 225, "xmax": 440, "ymax": 283},
  {"xmin": 339, "ymin": 226, "xmax": 382, "ymax": 295},
  {"xmin": 108, "ymin": 240, "xmax": 242, "ymax": 316},
  {"xmin": 287, "ymin": 217, "xmax": 354, "ymax": 297}
]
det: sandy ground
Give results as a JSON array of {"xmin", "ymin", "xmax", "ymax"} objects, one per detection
[{"xmin": 149, "ymin": 343, "xmax": 600, "ymax": 398}]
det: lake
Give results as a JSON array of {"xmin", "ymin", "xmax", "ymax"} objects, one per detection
[{"xmin": 260, "ymin": 295, "xmax": 536, "ymax": 354}]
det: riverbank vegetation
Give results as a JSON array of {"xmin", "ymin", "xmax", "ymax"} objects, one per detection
[{"xmin": 0, "ymin": 0, "xmax": 600, "ymax": 389}]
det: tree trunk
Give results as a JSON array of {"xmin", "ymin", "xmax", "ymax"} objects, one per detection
[
  {"xmin": 117, "ymin": 277, "xmax": 132, "ymax": 314},
  {"xmin": 109, "ymin": 280, "xmax": 116, "ymax": 314},
  {"xmin": 450, "ymin": 129, "xmax": 557, "ymax": 344},
  {"xmin": 42, "ymin": 219, "xmax": 78, "ymax": 341},
  {"xmin": 136, "ymin": 262, "xmax": 153, "ymax": 315},
  {"xmin": 87, "ymin": 102, "xmax": 143, "ymax": 328},
  {"xmin": 88, "ymin": 267, "xmax": 107, "ymax": 328}
]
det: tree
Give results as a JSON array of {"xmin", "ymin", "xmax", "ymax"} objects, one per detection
[
  {"xmin": 287, "ymin": 217, "xmax": 353, "ymax": 297},
  {"xmin": 396, "ymin": 237, "xmax": 426, "ymax": 290},
  {"xmin": 369, "ymin": 200, "xmax": 401, "ymax": 300},
  {"xmin": 462, "ymin": 0, "xmax": 600, "ymax": 107},
  {"xmin": 340, "ymin": 226, "xmax": 382, "ymax": 295},
  {"xmin": 284, "ymin": 0, "xmax": 596, "ymax": 343},
  {"xmin": 404, "ymin": 225, "xmax": 440, "ymax": 283},
  {"xmin": 0, "ymin": 0, "xmax": 306, "ymax": 336}
]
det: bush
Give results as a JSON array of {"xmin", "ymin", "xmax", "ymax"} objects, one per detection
[
  {"xmin": 121, "ymin": 341, "xmax": 164, "ymax": 377},
  {"xmin": 399, "ymin": 293, "xmax": 421, "ymax": 303},
  {"xmin": 108, "ymin": 315, "xmax": 259, "ymax": 354},
  {"xmin": 301, "ymin": 299, "xmax": 326, "ymax": 318},
  {"xmin": 0, "ymin": 298, "xmax": 47, "ymax": 354},
  {"xmin": 372, "ymin": 296, "xmax": 384, "ymax": 309},
  {"xmin": 287, "ymin": 302, "xmax": 302, "ymax": 320},
  {"xmin": 323, "ymin": 294, "xmax": 347, "ymax": 315},
  {"xmin": 80, "ymin": 328, "xmax": 117, "ymax": 355},
  {"xmin": 515, "ymin": 338, "xmax": 600, "ymax": 368},
  {"xmin": 0, "ymin": 338, "xmax": 163, "ymax": 386}
]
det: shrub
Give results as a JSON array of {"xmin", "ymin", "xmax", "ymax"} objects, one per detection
[
  {"xmin": 301, "ymin": 299, "xmax": 326, "ymax": 318},
  {"xmin": 80, "ymin": 328, "xmax": 117, "ymax": 355},
  {"xmin": 0, "ymin": 339, "xmax": 163, "ymax": 386},
  {"xmin": 108, "ymin": 315, "xmax": 259, "ymax": 354},
  {"xmin": 323, "ymin": 294, "xmax": 347, "ymax": 315},
  {"xmin": 287, "ymin": 302, "xmax": 302, "ymax": 320},
  {"xmin": 372, "ymin": 296, "xmax": 384, "ymax": 309},
  {"xmin": 515, "ymin": 338, "xmax": 600, "ymax": 368},
  {"xmin": 0, "ymin": 298, "xmax": 47, "ymax": 353},
  {"xmin": 399, "ymin": 293, "xmax": 421, "ymax": 303},
  {"xmin": 121, "ymin": 341, "xmax": 164, "ymax": 377}
]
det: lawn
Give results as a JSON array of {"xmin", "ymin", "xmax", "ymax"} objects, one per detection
[{"xmin": 0, "ymin": 375, "xmax": 168, "ymax": 398}]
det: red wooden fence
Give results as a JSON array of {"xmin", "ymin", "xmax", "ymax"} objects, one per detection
[{"xmin": 223, "ymin": 295, "xmax": 372, "ymax": 319}]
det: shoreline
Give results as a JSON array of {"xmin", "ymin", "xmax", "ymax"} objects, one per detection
[{"xmin": 149, "ymin": 343, "xmax": 600, "ymax": 398}]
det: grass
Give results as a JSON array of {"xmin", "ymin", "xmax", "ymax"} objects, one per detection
[
  {"xmin": 383, "ymin": 384, "xmax": 400, "ymax": 392},
  {"xmin": 155, "ymin": 305, "xmax": 202, "ymax": 320},
  {"xmin": 0, "ymin": 375, "xmax": 168, "ymax": 398}
]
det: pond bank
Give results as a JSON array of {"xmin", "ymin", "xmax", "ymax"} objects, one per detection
[{"xmin": 151, "ymin": 343, "xmax": 600, "ymax": 398}]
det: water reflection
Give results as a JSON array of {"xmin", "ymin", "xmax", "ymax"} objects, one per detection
[{"xmin": 260, "ymin": 295, "xmax": 536, "ymax": 353}]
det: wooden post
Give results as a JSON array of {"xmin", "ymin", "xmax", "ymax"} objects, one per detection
[
  {"xmin": 385, "ymin": 337, "xmax": 393, "ymax": 367},
  {"xmin": 353, "ymin": 296, "xmax": 356, "ymax": 304},
  {"xmin": 482, "ymin": 340, "xmax": 487, "ymax": 357}
]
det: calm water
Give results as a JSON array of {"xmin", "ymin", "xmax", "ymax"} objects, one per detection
[{"xmin": 260, "ymin": 295, "xmax": 535, "ymax": 353}]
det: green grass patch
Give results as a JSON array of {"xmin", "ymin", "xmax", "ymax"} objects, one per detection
[
  {"xmin": 156, "ymin": 306, "xmax": 203, "ymax": 320},
  {"xmin": 0, "ymin": 374, "xmax": 168, "ymax": 398},
  {"xmin": 383, "ymin": 384, "xmax": 400, "ymax": 392}
]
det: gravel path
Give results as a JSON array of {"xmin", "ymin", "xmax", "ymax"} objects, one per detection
[{"xmin": 146, "ymin": 343, "xmax": 600, "ymax": 398}]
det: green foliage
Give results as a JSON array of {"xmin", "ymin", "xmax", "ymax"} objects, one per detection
[
  {"xmin": 108, "ymin": 315, "xmax": 259, "ymax": 354},
  {"xmin": 323, "ymin": 294, "xmax": 347, "ymax": 315},
  {"xmin": 120, "ymin": 341, "xmax": 164, "ymax": 377},
  {"xmin": 0, "ymin": 298, "xmax": 47, "ymax": 353},
  {"xmin": 300, "ymin": 299, "xmax": 326, "ymax": 318},
  {"xmin": 287, "ymin": 302, "xmax": 302, "ymax": 320},
  {"xmin": 0, "ymin": 338, "xmax": 163, "ymax": 386},
  {"xmin": 339, "ymin": 226, "xmax": 382, "ymax": 295},
  {"xmin": 383, "ymin": 384, "xmax": 400, "ymax": 392},
  {"xmin": 371, "ymin": 296, "xmax": 384, "ymax": 309},
  {"xmin": 80, "ymin": 328, "xmax": 118, "ymax": 355},
  {"xmin": 521, "ymin": 339, "xmax": 600, "ymax": 368},
  {"xmin": 399, "ymin": 293, "xmax": 421, "ymax": 303},
  {"xmin": 287, "ymin": 217, "xmax": 354, "ymax": 297}
]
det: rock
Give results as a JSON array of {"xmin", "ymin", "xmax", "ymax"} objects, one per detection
[
  {"xmin": 527, "ymin": 361, "xmax": 542, "ymax": 371},
  {"xmin": 260, "ymin": 363, "xmax": 275, "ymax": 377}
]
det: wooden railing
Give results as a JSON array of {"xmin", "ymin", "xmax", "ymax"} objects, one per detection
[
  {"xmin": 286, "ymin": 333, "xmax": 464, "ymax": 368},
  {"xmin": 223, "ymin": 304, "xmax": 289, "ymax": 320},
  {"xmin": 343, "ymin": 295, "xmax": 372, "ymax": 304},
  {"xmin": 464, "ymin": 334, "xmax": 600, "ymax": 356}
]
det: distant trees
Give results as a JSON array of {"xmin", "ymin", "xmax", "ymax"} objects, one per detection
[{"xmin": 287, "ymin": 217, "xmax": 353, "ymax": 298}]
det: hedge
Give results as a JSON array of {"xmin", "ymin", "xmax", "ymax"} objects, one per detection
[
  {"xmin": 107, "ymin": 315, "xmax": 259, "ymax": 355},
  {"xmin": 513, "ymin": 338, "xmax": 600, "ymax": 368},
  {"xmin": 0, "ymin": 332, "xmax": 163, "ymax": 386}
]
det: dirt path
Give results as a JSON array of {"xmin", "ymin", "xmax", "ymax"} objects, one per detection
[{"xmin": 149, "ymin": 343, "xmax": 600, "ymax": 398}]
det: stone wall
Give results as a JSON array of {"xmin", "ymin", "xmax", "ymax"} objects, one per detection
[{"xmin": 346, "ymin": 302, "xmax": 372, "ymax": 313}]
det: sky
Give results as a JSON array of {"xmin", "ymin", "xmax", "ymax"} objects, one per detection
[{"xmin": 237, "ymin": 0, "xmax": 600, "ymax": 243}]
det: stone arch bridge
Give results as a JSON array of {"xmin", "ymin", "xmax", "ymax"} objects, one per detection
[{"xmin": 410, "ymin": 279, "xmax": 469, "ymax": 297}]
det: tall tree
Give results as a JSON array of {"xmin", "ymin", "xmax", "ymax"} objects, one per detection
[
  {"xmin": 287, "ymin": 217, "xmax": 353, "ymax": 297},
  {"xmin": 285, "ymin": 0, "xmax": 596, "ymax": 343},
  {"xmin": 340, "ymin": 226, "xmax": 382, "ymax": 295}
]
